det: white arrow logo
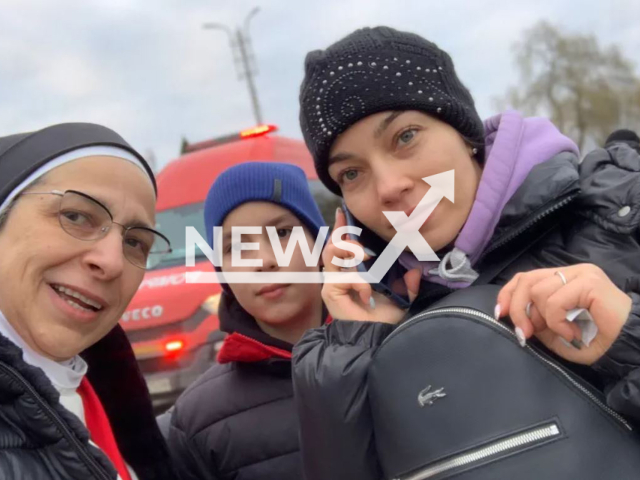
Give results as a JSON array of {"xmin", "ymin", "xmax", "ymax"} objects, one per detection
[{"xmin": 366, "ymin": 170, "xmax": 454, "ymax": 283}]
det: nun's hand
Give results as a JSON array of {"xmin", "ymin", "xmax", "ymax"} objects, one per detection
[
  {"xmin": 321, "ymin": 207, "xmax": 421, "ymax": 324},
  {"xmin": 496, "ymin": 264, "xmax": 632, "ymax": 365}
]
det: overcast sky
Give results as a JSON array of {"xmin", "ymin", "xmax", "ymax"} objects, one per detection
[{"xmin": 2, "ymin": 0, "xmax": 640, "ymax": 171}]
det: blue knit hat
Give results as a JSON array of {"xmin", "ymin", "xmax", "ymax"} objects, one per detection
[{"xmin": 204, "ymin": 162, "xmax": 326, "ymax": 286}]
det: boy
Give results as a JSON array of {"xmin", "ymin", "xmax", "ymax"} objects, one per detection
[{"xmin": 166, "ymin": 162, "xmax": 327, "ymax": 480}]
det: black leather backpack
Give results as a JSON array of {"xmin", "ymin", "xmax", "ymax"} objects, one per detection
[{"xmin": 368, "ymin": 285, "xmax": 640, "ymax": 480}]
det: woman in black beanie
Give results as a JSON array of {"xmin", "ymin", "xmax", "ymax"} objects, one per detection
[
  {"xmin": 292, "ymin": 26, "xmax": 640, "ymax": 480},
  {"xmin": 0, "ymin": 123, "xmax": 176, "ymax": 480}
]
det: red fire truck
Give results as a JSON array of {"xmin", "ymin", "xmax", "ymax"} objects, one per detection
[{"xmin": 119, "ymin": 125, "xmax": 338, "ymax": 411}]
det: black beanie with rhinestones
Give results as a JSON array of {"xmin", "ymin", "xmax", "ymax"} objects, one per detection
[{"xmin": 299, "ymin": 26, "xmax": 485, "ymax": 195}]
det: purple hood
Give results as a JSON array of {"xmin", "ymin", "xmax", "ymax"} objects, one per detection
[{"xmin": 400, "ymin": 110, "xmax": 579, "ymax": 288}]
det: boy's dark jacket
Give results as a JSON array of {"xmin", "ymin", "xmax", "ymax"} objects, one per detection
[
  {"xmin": 292, "ymin": 142, "xmax": 640, "ymax": 480},
  {"xmin": 167, "ymin": 293, "xmax": 316, "ymax": 480}
]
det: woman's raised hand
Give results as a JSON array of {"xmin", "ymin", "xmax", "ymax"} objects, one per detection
[
  {"xmin": 496, "ymin": 264, "xmax": 632, "ymax": 365},
  {"xmin": 321, "ymin": 207, "xmax": 421, "ymax": 324}
]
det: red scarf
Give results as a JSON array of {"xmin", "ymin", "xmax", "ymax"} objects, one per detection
[{"xmin": 78, "ymin": 377, "xmax": 132, "ymax": 480}]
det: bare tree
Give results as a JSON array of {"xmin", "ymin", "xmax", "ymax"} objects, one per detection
[{"xmin": 495, "ymin": 21, "xmax": 640, "ymax": 150}]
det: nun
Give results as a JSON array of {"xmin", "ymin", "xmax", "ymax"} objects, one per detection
[{"xmin": 0, "ymin": 123, "xmax": 177, "ymax": 480}]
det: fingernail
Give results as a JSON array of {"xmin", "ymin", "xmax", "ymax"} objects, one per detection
[
  {"xmin": 494, "ymin": 304, "xmax": 501, "ymax": 321},
  {"xmin": 369, "ymin": 296, "xmax": 376, "ymax": 309},
  {"xmin": 363, "ymin": 247, "xmax": 377, "ymax": 257},
  {"xmin": 335, "ymin": 207, "xmax": 342, "ymax": 222},
  {"xmin": 515, "ymin": 327, "xmax": 527, "ymax": 347},
  {"xmin": 570, "ymin": 339, "xmax": 584, "ymax": 350}
]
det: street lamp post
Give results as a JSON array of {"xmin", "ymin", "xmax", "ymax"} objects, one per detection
[{"xmin": 203, "ymin": 7, "xmax": 263, "ymax": 125}]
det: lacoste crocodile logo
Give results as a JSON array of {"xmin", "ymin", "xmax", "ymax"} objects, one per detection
[{"xmin": 418, "ymin": 385, "xmax": 446, "ymax": 407}]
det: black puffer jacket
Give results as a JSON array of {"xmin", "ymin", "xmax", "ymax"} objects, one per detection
[
  {"xmin": 0, "ymin": 325, "xmax": 178, "ymax": 480},
  {"xmin": 292, "ymin": 142, "xmax": 640, "ymax": 480},
  {"xmin": 167, "ymin": 294, "xmax": 313, "ymax": 480}
]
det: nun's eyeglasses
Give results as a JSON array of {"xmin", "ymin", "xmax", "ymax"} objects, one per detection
[{"xmin": 20, "ymin": 189, "xmax": 172, "ymax": 269}]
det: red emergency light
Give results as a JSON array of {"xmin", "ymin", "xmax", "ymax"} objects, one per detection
[
  {"xmin": 181, "ymin": 124, "xmax": 279, "ymax": 153},
  {"xmin": 164, "ymin": 339, "xmax": 185, "ymax": 353},
  {"xmin": 240, "ymin": 124, "xmax": 278, "ymax": 139}
]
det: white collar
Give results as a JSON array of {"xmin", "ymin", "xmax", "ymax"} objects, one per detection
[{"xmin": 0, "ymin": 308, "xmax": 87, "ymax": 391}]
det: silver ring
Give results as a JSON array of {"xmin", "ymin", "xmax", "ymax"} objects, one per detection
[
  {"xmin": 555, "ymin": 270, "xmax": 568, "ymax": 285},
  {"xmin": 525, "ymin": 302, "xmax": 532, "ymax": 318}
]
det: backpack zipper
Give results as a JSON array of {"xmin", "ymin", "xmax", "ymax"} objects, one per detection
[
  {"xmin": 393, "ymin": 422, "xmax": 561, "ymax": 480},
  {"xmin": 0, "ymin": 361, "xmax": 113, "ymax": 480},
  {"xmin": 387, "ymin": 307, "xmax": 633, "ymax": 432}
]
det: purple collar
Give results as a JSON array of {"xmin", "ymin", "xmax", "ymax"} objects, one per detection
[{"xmin": 399, "ymin": 110, "xmax": 579, "ymax": 288}]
